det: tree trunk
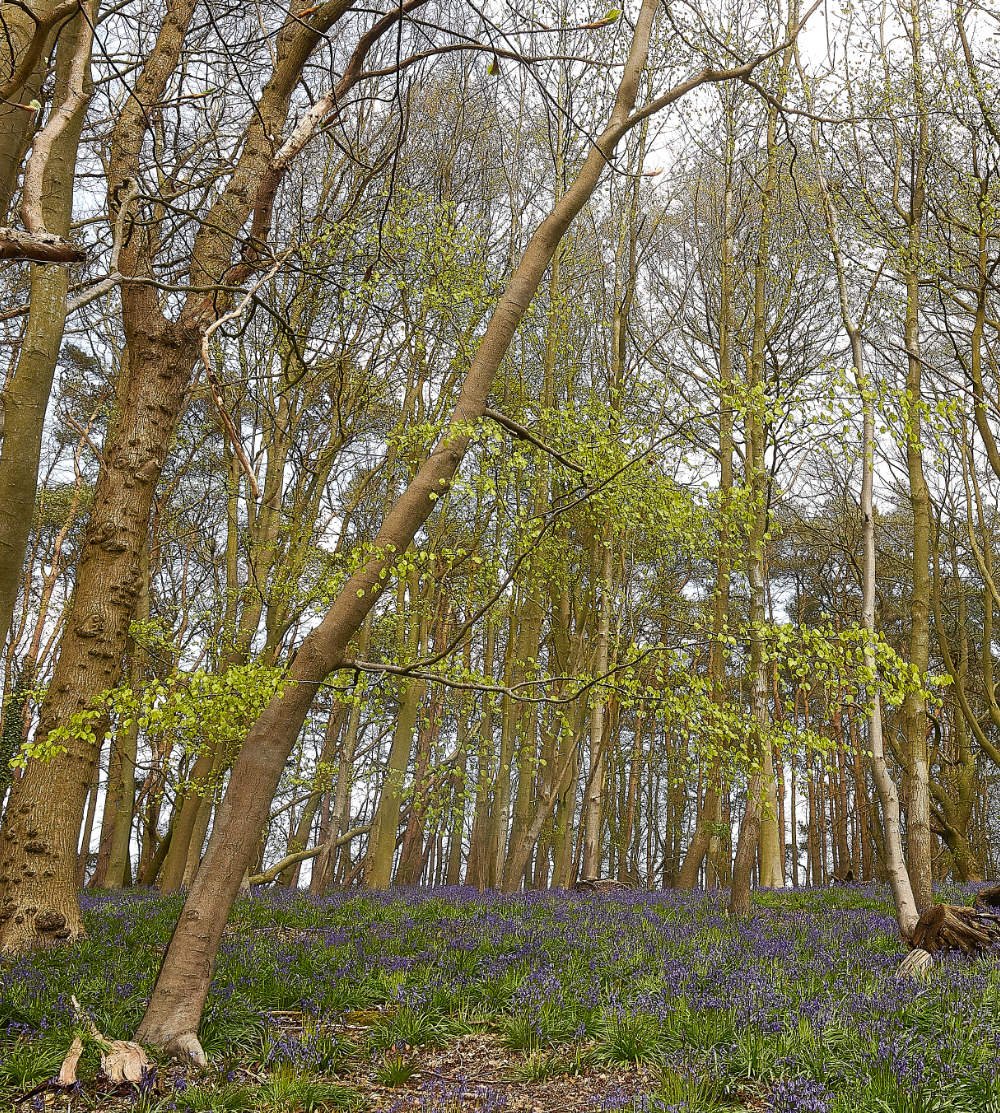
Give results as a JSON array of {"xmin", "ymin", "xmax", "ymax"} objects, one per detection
[
  {"xmin": 278, "ymin": 703, "xmax": 346, "ymax": 888},
  {"xmin": 730, "ymin": 772, "xmax": 763, "ymax": 915},
  {"xmin": 0, "ymin": 0, "xmax": 431, "ymax": 954},
  {"xmin": 897, "ymin": 0, "xmax": 933, "ymax": 915},
  {"xmin": 677, "ymin": 121, "xmax": 734, "ymax": 890},
  {"xmin": 502, "ymin": 585, "xmax": 545, "ymax": 886},
  {"xmin": 930, "ymin": 522, "xmax": 982, "ymax": 882},
  {"xmin": 0, "ymin": 0, "xmax": 74, "ymax": 220},
  {"xmin": 396, "ymin": 686, "xmax": 438, "ymax": 885},
  {"xmin": 581, "ymin": 535, "xmax": 613, "ymax": 879},
  {"xmin": 76, "ymin": 751, "xmax": 102, "ymax": 886},
  {"xmin": 134, "ymin": 0, "xmax": 694, "ymax": 1055},
  {"xmin": 0, "ymin": 4, "xmax": 93, "ymax": 652},
  {"xmin": 367, "ymin": 575, "xmax": 426, "ymax": 889},
  {"xmin": 802, "ymin": 88, "xmax": 918, "ymax": 934},
  {"xmin": 464, "ymin": 621, "xmax": 496, "ymax": 888}
]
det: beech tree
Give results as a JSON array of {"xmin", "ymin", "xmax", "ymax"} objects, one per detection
[
  {"xmin": 125, "ymin": 0, "xmax": 822, "ymax": 1060},
  {"xmin": 0, "ymin": 0, "xmax": 95, "ymax": 658},
  {"xmin": 0, "ymin": 0, "xmax": 493, "ymax": 951},
  {"xmin": 8, "ymin": 0, "xmax": 1000, "ymax": 1066}
]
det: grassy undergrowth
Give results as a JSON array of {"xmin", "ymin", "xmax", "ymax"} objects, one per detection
[{"xmin": 1, "ymin": 883, "xmax": 999, "ymax": 1111}]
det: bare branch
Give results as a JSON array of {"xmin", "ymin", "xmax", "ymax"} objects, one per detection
[
  {"xmin": 64, "ymin": 179, "xmax": 139, "ymax": 311},
  {"xmin": 625, "ymin": 0, "xmax": 824, "ymax": 131},
  {"xmin": 0, "ymin": 226, "xmax": 85, "ymax": 262},
  {"xmin": 247, "ymin": 825, "xmax": 371, "ymax": 885},
  {"xmin": 199, "ymin": 249, "xmax": 295, "ymax": 501}
]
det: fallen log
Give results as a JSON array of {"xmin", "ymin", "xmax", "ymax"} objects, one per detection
[
  {"xmin": 909, "ymin": 902, "xmax": 1000, "ymax": 956},
  {"xmin": 574, "ymin": 877, "xmax": 637, "ymax": 893}
]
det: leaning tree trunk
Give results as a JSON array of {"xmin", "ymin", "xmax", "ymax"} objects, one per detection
[{"xmin": 133, "ymin": 0, "xmax": 732, "ymax": 1058}]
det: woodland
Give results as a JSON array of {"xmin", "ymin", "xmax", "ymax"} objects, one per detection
[{"xmin": 2, "ymin": 0, "xmax": 1000, "ymax": 1103}]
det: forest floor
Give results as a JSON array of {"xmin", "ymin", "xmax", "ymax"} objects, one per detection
[{"xmin": 1, "ymin": 882, "xmax": 999, "ymax": 1112}]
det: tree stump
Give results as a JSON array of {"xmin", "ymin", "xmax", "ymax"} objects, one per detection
[
  {"xmin": 910, "ymin": 901, "xmax": 1000, "ymax": 956},
  {"xmin": 895, "ymin": 886, "xmax": 1000, "ymax": 978},
  {"xmin": 894, "ymin": 948, "xmax": 933, "ymax": 980},
  {"xmin": 973, "ymin": 884, "xmax": 1000, "ymax": 915}
]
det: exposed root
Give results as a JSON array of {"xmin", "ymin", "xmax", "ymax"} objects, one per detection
[
  {"xmin": 893, "ymin": 890, "xmax": 1000, "ymax": 978},
  {"xmin": 57, "ymin": 995, "xmax": 154, "ymax": 1084},
  {"xmin": 101, "ymin": 1039, "xmax": 153, "ymax": 1083},
  {"xmin": 162, "ymin": 1031, "xmax": 208, "ymax": 1069},
  {"xmin": 57, "ymin": 1036, "xmax": 85, "ymax": 1085}
]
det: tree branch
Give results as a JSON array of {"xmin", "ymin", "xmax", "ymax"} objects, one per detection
[
  {"xmin": 248, "ymin": 825, "xmax": 371, "ymax": 885},
  {"xmin": 20, "ymin": 0, "xmax": 95, "ymax": 247},
  {"xmin": 483, "ymin": 407, "xmax": 588, "ymax": 476},
  {"xmin": 199, "ymin": 248, "xmax": 294, "ymax": 501},
  {"xmin": 0, "ymin": 0, "xmax": 82, "ymax": 102},
  {"xmin": 0, "ymin": 226, "xmax": 85, "ymax": 262}
]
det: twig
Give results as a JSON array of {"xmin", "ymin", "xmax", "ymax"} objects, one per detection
[{"xmin": 482, "ymin": 407, "xmax": 588, "ymax": 476}]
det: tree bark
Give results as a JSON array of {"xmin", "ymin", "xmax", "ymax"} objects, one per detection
[
  {"xmin": 897, "ymin": 0, "xmax": 933, "ymax": 914},
  {"xmin": 0, "ymin": 3, "xmax": 93, "ymax": 652},
  {"xmin": 0, "ymin": 0, "xmax": 82, "ymax": 221},
  {"xmin": 678, "ymin": 111, "xmax": 735, "ymax": 891},
  {"xmin": 0, "ymin": 0, "xmax": 419, "ymax": 955},
  {"xmin": 102, "ymin": 541, "xmax": 149, "ymax": 890},
  {"xmin": 801, "ymin": 81, "xmax": 919, "ymax": 935},
  {"xmin": 134, "ymin": 0, "xmax": 732, "ymax": 1056}
]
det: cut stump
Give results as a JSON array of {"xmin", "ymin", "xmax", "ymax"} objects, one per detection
[
  {"xmin": 894, "ymin": 948, "xmax": 933, "ymax": 980},
  {"xmin": 56, "ymin": 995, "xmax": 154, "ymax": 1086}
]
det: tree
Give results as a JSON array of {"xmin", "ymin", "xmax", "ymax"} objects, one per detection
[
  {"xmin": 131, "ymin": 0, "xmax": 820, "ymax": 1060},
  {"xmin": 0, "ymin": 0, "xmax": 95, "ymax": 656},
  {"xmin": 0, "ymin": 0, "xmax": 457, "ymax": 952}
]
